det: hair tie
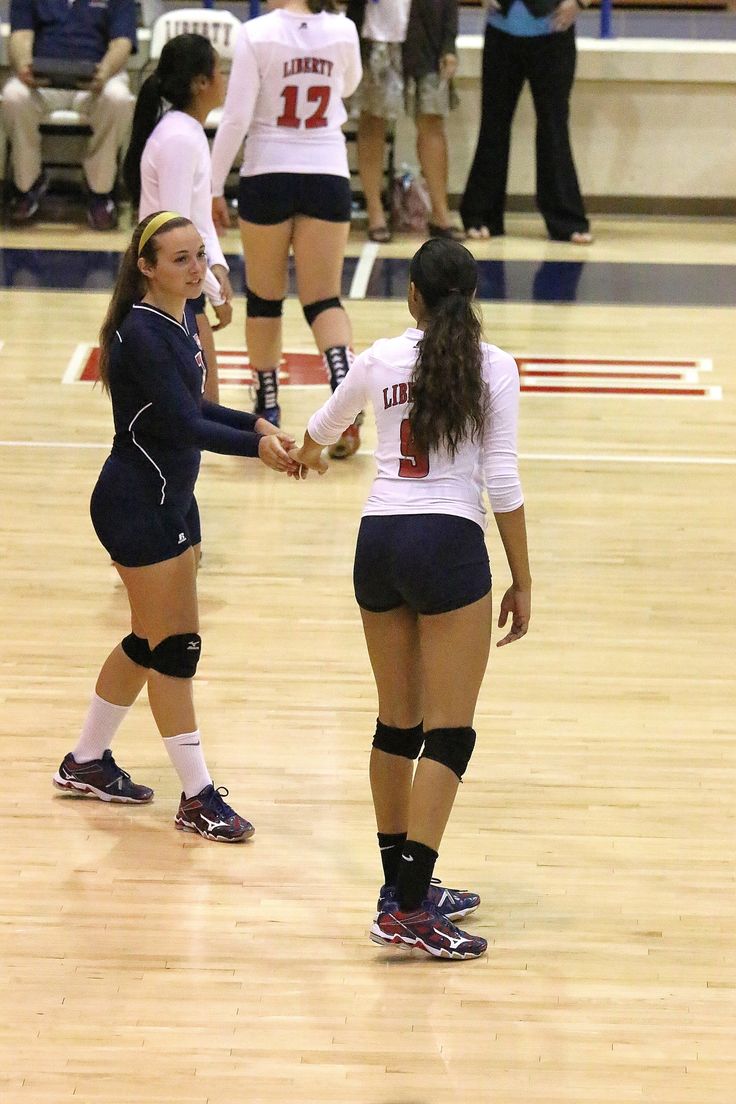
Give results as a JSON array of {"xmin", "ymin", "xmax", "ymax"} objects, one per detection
[{"xmin": 138, "ymin": 211, "xmax": 182, "ymax": 255}]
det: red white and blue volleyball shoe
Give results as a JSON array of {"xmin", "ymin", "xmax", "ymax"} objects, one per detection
[
  {"xmin": 377, "ymin": 877, "xmax": 480, "ymax": 921},
  {"xmin": 175, "ymin": 783, "xmax": 254, "ymax": 842},
  {"xmin": 53, "ymin": 750, "xmax": 154, "ymax": 803},
  {"xmin": 371, "ymin": 901, "xmax": 488, "ymax": 960}
]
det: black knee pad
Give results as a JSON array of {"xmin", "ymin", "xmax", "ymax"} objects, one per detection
[
  {"xmin": 246, "ymin": 287, "xmax": 284, "ymax": 318},
  {"xmin": 372, "ymin": 719, "xmax": 424, "ymax": 760},
  {"xmin": 149, "ymin": 633, "xmax": 202, "ymax": 678},
  {"xmin": 302, "ymin": 296, "xmax": 342, "ymax": 327},
  {"xmin": 420, "ymin": 726, "xmax": 476, "ymax": 781},
  {"xmin": 121, "ymin": 632, "xmax": 151, "ymax": 668}
]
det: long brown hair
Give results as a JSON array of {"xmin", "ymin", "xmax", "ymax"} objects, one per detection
[
  {"xmin": 97, "ymin": 212, "xmax": 192, "ymax": 391},
  {"xmin": 408, "ymin": 239, "xmax": 486, "ymax": 458}
]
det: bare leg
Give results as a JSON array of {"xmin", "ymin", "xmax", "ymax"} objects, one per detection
[
  {"xmin": 292, "ymin": 216, "xmax": 352, "ymax": 353},
  {"xmin": 195, "ymin": 311, "xmax": 220, "ymax": 403},
  {"xmin": 416, "ymin": 113, "xmax": 452, "ymax": 228},
  {"xmin": 361, "ymin": 605, "xmax": 423, "ymax": 834},
  {"xmin": 357, "ymin": 112, "xmax": 389, "ymax": 231},
  {"xmin": 114, "ymin": 548, "xmax": 199, "ymax": 738},
  {"xmin": 238, "ymin": 218, "xmax": 293, "ymax": 371},
  {"xmin": 94, "ymin": 603, "xmax": 150, "ymax": 706},
  {"xmin": 407, "ymin": 592, "xmax": 493, "ymax": 851}
]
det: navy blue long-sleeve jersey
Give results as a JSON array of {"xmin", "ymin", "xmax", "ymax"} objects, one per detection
[{"xmin": 108, "ymin": 302, "xmax": 261, "ymax": 511}]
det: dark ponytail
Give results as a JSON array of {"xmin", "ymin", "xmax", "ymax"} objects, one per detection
[
  {"xmin": 408, "ymin": 239, "xmax": 486, "ymax": 458},
  {"xmin": 98, "ymin": 213, "xmax": 192, "ymax": 392},
  {"xmin": 122, "ymin": 34, "xmax": 217, "ymax": 205}
]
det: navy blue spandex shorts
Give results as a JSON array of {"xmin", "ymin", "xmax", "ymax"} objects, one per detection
[
  {"xmin": 90, "ymin": 472, "xmax": 201, "ymax": 568},
  {"xmin": 238, "ymin": 173, "xmax": 352, "ymax": 225},
  {"xmin": 353, "ymin": 514, "xmax": 491, "ymax": 616}
]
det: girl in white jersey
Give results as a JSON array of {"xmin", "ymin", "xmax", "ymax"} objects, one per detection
[
  {"xmin": 292, "ymin": 238, "xmax": 532, "ymax": 960},
  {"xmin": 123, "ymin": 34, "xmax": 233, "ymax": 402},
  {"xmin": 211, "ymin": 0, "xmax": 363, "ymax": 457}
]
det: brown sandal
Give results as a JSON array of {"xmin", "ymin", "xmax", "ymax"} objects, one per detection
[
  {"xmin": 428, "ymin": 222, "xmax": 466, "ymax": 242},
  {"xmin": 368, "ymin": 225, "xmax": 392, "ymax": 244}
]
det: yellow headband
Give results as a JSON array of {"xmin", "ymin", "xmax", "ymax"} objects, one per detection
[{"xmin": 137, "ymin": 211, "xmax": 184, "ymax": 255}]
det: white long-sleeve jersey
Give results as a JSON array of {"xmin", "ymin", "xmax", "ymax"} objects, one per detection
[
  {"xmin": 211, "ymin": 9, "xmax": 362, "ymax": 195},
  {"xmin": 308, "ymin": 329, "xmax": 524, "ymax": 527},
  {"xmin": 139, "ymin": 111, "xmax": 228, "ymax": 307}
]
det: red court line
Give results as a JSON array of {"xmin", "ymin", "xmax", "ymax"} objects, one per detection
[
  {"xmin": 518, "ymin": 357, "xmax": 700, "ymax": 368},
  {"xmin": 520, "ymin": 369, "xmax": 687, "ymax": 380},
  {"xmin": 521, "ymin": 384, "xmax": 709, "ymax": 396}
]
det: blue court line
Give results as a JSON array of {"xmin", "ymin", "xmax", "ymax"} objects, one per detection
[{"xmin": 0, "ymin": 248, "xmax": 735, "ymax": 307}]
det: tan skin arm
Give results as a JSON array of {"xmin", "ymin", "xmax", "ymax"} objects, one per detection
[
  {"xmin": 9, "ymin": 30, "xmax": 35, "ymax": 85},
  {"xmin": 493, "ymin": 504, "xmax": 532, "ymax": 647},
  {"xmin": 89, "ymin": 37, "xmax": 132, "ymax": 92},
  {"xmin": 289, "ymin": 428, "xmax": 329, "ymax": 477}
]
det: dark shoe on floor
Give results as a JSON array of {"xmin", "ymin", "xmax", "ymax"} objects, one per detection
[
  {"xmin": 9, "ymin": 171, "xmax": 49, "ymax": 223},
  {"xmin": 428, "ymin": 222, "xmax": 466, "ymax": 242},
  {"xmin": 368, "ymin": 225, "xmax": 392, "ymax": 244},
  {"xmin": 371, "ymin": 900, "xmax": 487, "ymax": 960},
  {"xmin": 87, "ymin": 194, "xmax": 118, "ymax": 231},
  {"xmin": 53, "ymin": 749, "xmax": 154, "ymax": 803},
  {"xmin": 175, "ymin": 784, "xmax": 254, "ymax": 842}
]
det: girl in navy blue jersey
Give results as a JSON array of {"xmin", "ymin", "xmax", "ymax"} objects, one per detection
[{"xmin": 53, "ymin": 211, "xmax": 298, "ymax": 842}]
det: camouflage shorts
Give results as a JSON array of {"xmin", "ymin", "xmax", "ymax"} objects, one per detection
[
  {"xmin": 405, "ymin": 71, "xmax": 459, "ymax": 119},
  {"xmin": 348, "ymin": 41, "xmax": 405, "ymax": 121}
]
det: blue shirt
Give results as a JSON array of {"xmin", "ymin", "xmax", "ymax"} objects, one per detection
[
  {"xmin": 488, "ymin": 0, "xmax": 554, "ymax": 38},
  {"xmin": 107, "ymin": 303, "xmax": 260, "ymax": 512},
  {"xmin": 11, "ymin": 0, "xmax": 137, "ymax": 63}
]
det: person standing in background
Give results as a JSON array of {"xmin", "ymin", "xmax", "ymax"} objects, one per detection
[
  {"xmin": 460, "ymin": 0, "xmax": 593, "ymax": 244},
  {"xmin": 124, "ymin": 34, "xmax": 233, "ymax": 403}
]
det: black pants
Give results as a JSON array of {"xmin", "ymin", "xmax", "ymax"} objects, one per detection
[{"xmin": 460, "ymin": 25, "xmax": 589, "ymax": 241}]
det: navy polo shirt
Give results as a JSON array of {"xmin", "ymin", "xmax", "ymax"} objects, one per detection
[{"xmin": 11, "ymin": 0, "xmax": 137, "ymax": 63}]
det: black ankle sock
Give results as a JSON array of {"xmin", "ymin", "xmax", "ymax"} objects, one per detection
[
  {"xmin": 377, "ymin": 831, "xmax": 407, "ymax": 888},
  {"xmin": 396, "ymin": 839, "xmax": 438, "ymax": 912},
  {"xmin": 323, "ymin": 346, "xmax": 353, "ymax": 392}
]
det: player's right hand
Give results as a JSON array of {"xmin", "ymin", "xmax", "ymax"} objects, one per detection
[
  {"xmin": 258, "ymin": 434, "xmax": 300, "ymax": 475},
  {"xmin": 212, "ymin": 197, "xmax": 231, "ymax": 234}
]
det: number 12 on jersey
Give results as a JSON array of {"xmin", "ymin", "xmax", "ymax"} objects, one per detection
[
  {"xmin": 277, "ymin": 85, "xmax": 331, "ymax": 129},
  {"xmin": 399, "ymin": 418, "xmax": 430, "ymax": 479}
]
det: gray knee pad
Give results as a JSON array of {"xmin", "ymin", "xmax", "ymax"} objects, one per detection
[
  {"xmin": 149, "ymin": 633, "xmax": 202, "ymax": 678},
  {"xmin": 420, "ymin": 726, "xmax": 476, "ymax": 781},
  {"xmin": 302, "ymin": 296, "xmax": 342, "ymax": 327},
  {"xmin": 372, "ymin": 719, "xmax": 424, "ymax": 760},
  {"xmin": 121, "ymin": 632, "xmax": 151, "ymax": 669},
  {"xmin": 246, "ymin": 286, "xmax": 284, "ymax": 318}
]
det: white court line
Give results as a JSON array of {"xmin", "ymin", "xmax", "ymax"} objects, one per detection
[
  {"xmin": 348, "ymin": 242, "xmax": 379, "ymax": 300},
  {"xmin": 1, "ymin": 439, "xmax": 734, "ymax": 465},
  {"xmin": 62, "ymin": 342, "xmax": 94, "ymax": 384}
]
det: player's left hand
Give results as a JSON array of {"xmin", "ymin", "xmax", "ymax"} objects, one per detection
[
  {"xmin": 212, "ymin": 265, "xmax": 233, "ymax": 303},
  {"xmin": 288, "ymin": 445, "xmax": 328, "ymax": 478},
  {"xmin": 551, "ymin": 0, "xmax": 579, "ymax": 32},
  {"xmin": 496, "ymin": 585, "xmax": 531, "ymax": 647},
  {"xmin": 212, "ymin": 196, "xmax": 231, "ymax": 234},
  {"xmin": 211, "ymin": 300, "xmax": 233, "ymax": 331}
]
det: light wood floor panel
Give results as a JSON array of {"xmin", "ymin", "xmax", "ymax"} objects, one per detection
[{"xmin": 0, "ymin": 225, "xmax": 734, "ymax": 1102}]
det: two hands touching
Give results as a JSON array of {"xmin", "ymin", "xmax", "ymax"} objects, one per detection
[{"xmin": 256, "ymin": 425, "xmax": 328, "ymax": 479}]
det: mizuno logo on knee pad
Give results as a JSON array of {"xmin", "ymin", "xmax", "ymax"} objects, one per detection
[{"xmin": 150, "ymin": 633, "xmax": 202, "ymax": 678}]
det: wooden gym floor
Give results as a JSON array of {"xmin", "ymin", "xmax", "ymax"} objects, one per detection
[{"xmin": 0, "ymin": 215, "xmax": 734, "ymax": 1103}]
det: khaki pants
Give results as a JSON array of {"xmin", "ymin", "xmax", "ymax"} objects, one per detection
[{"xmin": 0, "ymin": 73, "xmax": 134, "ymax": 194}]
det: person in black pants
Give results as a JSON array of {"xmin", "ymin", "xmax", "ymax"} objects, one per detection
[{"xmin": 461, "ymin": 0, "xmax": 592, "ymax": 244}]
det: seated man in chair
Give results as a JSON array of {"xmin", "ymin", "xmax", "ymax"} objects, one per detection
[{"xmin": 1, "ymin": 0, "xmax": 137, "ymax": 229}]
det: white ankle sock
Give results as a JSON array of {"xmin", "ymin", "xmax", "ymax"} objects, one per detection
[
  {"xmin": 163, "ymin": 730, "xmax": 211, "ymax": 798},
  {"xmin": 73, "ymin": 692, "xmax": 130, "ymax": 763}
]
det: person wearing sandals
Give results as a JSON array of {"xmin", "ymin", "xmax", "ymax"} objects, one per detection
[
  {"xmin": 290, "ymin": 239, "xmax": 532, "ymax": 959},
  {"xmin": 460, "ymin": 0, "xmax": 592, "ymax": 244},
  {"xmin": 347, "ymin": 0, "xmax": 465, "ymax": 243}
]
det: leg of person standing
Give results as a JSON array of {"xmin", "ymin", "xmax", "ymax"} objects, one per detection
[
  {"xmin": 357, "ymin": 112, "xmax": 391, "ymax": 240},
  {"xmin": 292, "ymin": 211, "xmax": 362, "ymax": 459},
  {"xmin": 238, "ymin": 216, "xmax": 293, "ymax": 426},
  {"xmin": 460, "ymin": 26, "xmax": 525, "ymax": 238},
  {"xmin": 527, "ymin": 27, "xmax": 591, "ymax": 242}
]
